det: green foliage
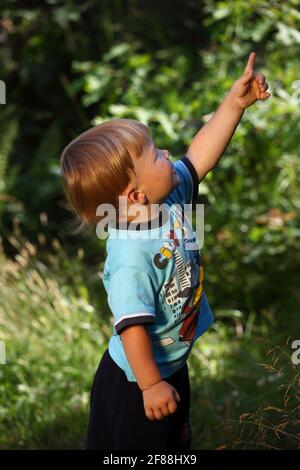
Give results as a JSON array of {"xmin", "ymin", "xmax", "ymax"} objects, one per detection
[
  {"xmin": 0, "ymin": 232, "xmax": 110, "ymax": 449},
  {"xmin": 0, "ymin": 105, "xmax": 19, "ymax": 211},
  {"xmin": 0, "ymin": 227, "xmax": 299, "ymax": 449},
  {"xmin": 0, "ymin": 0, "xmax": 299, "ymax": 449}
]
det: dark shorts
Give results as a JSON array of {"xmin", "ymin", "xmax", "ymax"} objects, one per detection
[{"xmin": 86, "ymin": 348, "xmax": 192, "ymax": 450}]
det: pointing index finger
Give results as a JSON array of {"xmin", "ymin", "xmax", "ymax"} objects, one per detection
[{"xmin": 244, "ymin": 51, "xmax": 256, "ymax": 75}]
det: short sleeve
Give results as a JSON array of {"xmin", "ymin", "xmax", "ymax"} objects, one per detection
[
  {"xmin": 166, "ymin": 156, "xmax": 199, "ymax": 207},
  {"xmin": 107, "ymin": 267, "xmax": 156, "ymax": 335}
]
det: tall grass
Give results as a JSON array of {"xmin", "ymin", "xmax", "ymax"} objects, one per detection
[
  {"xmin": 0, "ymin": 220, "xmax": 299, "ymax": 449},
  {"xmin": 215, "ymin": 337, "xmax": 300, "ymax": 450},
  {"xmin": 0, "ymin": 220, "xmax": 111, "ymax": 449}
]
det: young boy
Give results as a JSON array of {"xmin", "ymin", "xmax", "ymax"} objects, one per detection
[{"xmin": 60, "ymin": 52, "xmax": 270, "ymax": 450}]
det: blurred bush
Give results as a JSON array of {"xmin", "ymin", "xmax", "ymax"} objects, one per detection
[{"xmin": 0, "ymin": 0, "xmax": 299, "ymax": 449}]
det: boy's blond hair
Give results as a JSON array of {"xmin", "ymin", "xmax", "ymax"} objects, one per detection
[{"xmin": 60, "ymin": 118, "xmax": 151, "ymax": 230}]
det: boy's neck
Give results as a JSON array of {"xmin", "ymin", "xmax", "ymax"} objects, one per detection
[
  {"xmin": 115, "ymin": 202, "xmax": 169, "ymax": 229},
  {"xmin": 119, "ymin": 203, "xmax": 159, "ymax": 224}
]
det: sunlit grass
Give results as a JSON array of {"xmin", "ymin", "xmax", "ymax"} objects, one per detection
[
  {"xmin": 188, "ymin": 325, "xmax": 300, "ymax": 449},
  {"xmin": 0, "ymin": 229, "xmax": 111, "ymax": 449},
  {"xmin": 0, "ymin": 225, "xmax": 299, "ymax": 449}
]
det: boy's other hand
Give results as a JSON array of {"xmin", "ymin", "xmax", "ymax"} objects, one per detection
[
  {"xmin": 142, "ymin": 380, "xmax": 181, "ymax": 421},
  {"xmin": 227, "ymin": 51, "xmax": 271, "ymax": 110}
]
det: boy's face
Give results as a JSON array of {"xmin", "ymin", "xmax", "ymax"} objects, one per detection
[{"xmin": 127, "ymin": 140, "xmax": 180, "ymax": 206}]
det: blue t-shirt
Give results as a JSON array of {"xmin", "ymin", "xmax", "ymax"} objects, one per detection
[{"xmin": 103, "ymin": 156, "xmax": 214, "ymax": 382}]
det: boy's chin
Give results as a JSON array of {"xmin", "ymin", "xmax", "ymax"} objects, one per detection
[
  {"xmin": 173, "ymin": 173, "xmax": 180, "ymax": 187},
  {"xmin": 159, "ymin": 177, "xmax": 180, "ymax": 203}
]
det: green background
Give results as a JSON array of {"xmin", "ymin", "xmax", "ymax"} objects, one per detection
[{"xmin": 0, "ymin": 0, "xmax": 299, "ymax": 449}]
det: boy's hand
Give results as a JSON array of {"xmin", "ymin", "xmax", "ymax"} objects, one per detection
[
  {"xmin": 227, "ymin": 51, "xmax": 271, "ymax": 111},
  {"xmin": 142, "ymin": 380, "xmax": 181, "ymax": 421}
]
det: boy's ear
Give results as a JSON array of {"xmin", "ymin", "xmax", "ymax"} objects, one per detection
[
  {"xmin": 127, "ymin": 187, "xmax": 147, "ymax": 204},
  {"xmin": 120, "ymin": 183, "xmax": 147, "ymax": 204}
]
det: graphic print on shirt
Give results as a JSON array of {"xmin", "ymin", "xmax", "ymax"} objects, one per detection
[
  {"xmin": 152, "ymin": 214, "xmax": 204, "ymax": 347},
  {"xmin": 178, "ymin": 263, "xmax": 203, "ymax": 342},
  {"xmin": 153, "ymin": 240, "xmax": 175, "ymax": 269}
]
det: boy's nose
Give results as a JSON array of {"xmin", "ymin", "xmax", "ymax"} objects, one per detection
[{"xmin": 164, "ymin": 150, "xmax": 170, "ymax": 160}]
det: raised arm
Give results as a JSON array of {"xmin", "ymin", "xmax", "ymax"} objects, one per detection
[{"xmin": 186, "ymin": 52, "xmax": 271, "ymax": 182}]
